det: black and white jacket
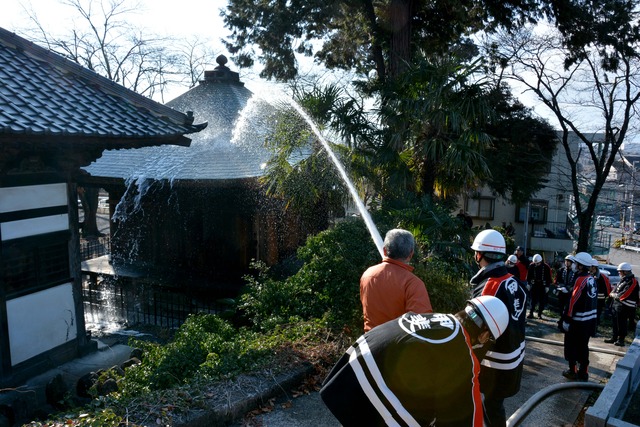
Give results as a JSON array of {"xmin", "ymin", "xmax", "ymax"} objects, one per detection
[
  {"xmin": 471, "ymin": 262, "xmax": 528, "ymax": 399},
  {"xmin": 321, "ymin": 312, "xmax": 484, "ymax": 426}
]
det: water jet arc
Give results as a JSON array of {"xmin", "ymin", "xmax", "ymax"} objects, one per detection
[{"xmin": 286, "ymin": 100, "xmax": 385, "ymax": 258}]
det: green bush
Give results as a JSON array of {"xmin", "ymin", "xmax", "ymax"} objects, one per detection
[
  {"xmin": 240, "ymin": 210, "xmax": 475, "ymax": 336},
  {"xmin": 240, "ymin": 218, "xmax": 381, "ymax": 334},
  {"xmin": 121, "ymin": 315, "xmax": 255, "ymax": 392},
  {"xmin": 119, "ymin": 314, "xmax": 330, "ymax": 395},
  {"xmin": 414, "ymin": 258, "xmax": 471, "ymax": 314}
]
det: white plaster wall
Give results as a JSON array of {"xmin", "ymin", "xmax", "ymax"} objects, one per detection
[
  {"xmin": 0, "ymin": 183, "xmax": 69, "ymax": 240},
  {"xmin": 0, "ymin": 183, "xmax": 67, "ymax": 211},
  {"xmin": 7, "ymin": 283, "xmax": 77, "ymax": 366},
  {"xmin": 1, "ymin": 214, "xmax": 69, "ymax": 240}
]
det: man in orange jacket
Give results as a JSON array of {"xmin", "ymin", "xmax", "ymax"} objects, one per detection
[{"xmin": 360, "ymin": 228, "xmax": 432, "ymax": 332}]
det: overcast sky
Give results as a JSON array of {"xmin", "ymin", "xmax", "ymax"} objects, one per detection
[{"xmin": 0, "ymin": 0, "xmax": 229, "ymax": 40}]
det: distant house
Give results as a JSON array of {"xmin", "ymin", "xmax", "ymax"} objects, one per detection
[
  {"xmin": 0, "ymin": 27, "xmax": 205, "ymax": 385},
  {"xmin": 459, "ymin": 132, "xmax": 581, "ymax": 262}
]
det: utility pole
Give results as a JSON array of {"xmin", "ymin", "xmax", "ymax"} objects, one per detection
[
  {"xmin": 523, "ymin": 201, "xmax": 530, "ymax": 254},
  {"xmin": 630, "ymin": 161, "xmax": 637, "ymax": 239}
]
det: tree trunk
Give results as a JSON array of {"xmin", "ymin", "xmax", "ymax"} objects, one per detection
[
  {"xmin": 388, "ymin": 0, "xmax": 412, "ymax": 78},
  {"xmin": 418, "ymin": 156, "xmax": 437, "ymax": 200},
  {"xmin": 576, "ymin": 211, "xmax": 594, "ymax": 253},
  {"xmin": 362, "ymin": 0, "xmax": 387, "ymax": 83}
]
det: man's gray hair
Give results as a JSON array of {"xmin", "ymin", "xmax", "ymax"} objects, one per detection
[{"xmin": 384, "ymin": 229, "xmax": 415, "ymax": 260}]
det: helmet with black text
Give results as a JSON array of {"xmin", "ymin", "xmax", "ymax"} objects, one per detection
[
  {"xmin": 470, "ymin": 229, "xmax": 506, "ymax": 260},
  {"xmin": 466, "ymin": 295, "xmax": 509, "ymax": 341}
]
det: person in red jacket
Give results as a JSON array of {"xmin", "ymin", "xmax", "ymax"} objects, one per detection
[
  {"xmin": 360, "ymin": 228, "xmax": 432, "ymax": 332},
  {"xmin": 515, "ymin": 246, "xmax": 530, "ymax": 269},
  {"xmin": 514, "ymin": 259, "xmax": 528, "ymax": 282},
  {"xmin": 321, "ymin": 296, "xmax": 509, "ymax": 427},
  {"xmin": 604, "ymin": 262, "xmax": 639, "ymax": 346}
]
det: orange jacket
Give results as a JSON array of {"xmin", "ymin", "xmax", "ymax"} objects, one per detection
[{"xmin": 360, "ymin": 257, "xmax": 433, "ymax": 331}]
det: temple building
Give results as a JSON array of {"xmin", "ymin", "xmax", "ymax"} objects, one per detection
[
  {"xmin": 81, "ymin": 55, "xmax": 313, "ymax": 300},
  {"xmin": 0, "ymin": 27, "xmax": 205, "ymax": 385}
]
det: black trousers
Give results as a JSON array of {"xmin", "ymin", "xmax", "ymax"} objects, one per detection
[
  {"xmin": 529, "ymin": 284, "xmax": 547, "ymax": 315},
  {"xmin": 612, "ymin": 304, "xmax": 634, "ymax": 341},
  {"xmin": 483, "ymin": 396, "xmax": 506, "ymax": 427},
  {"xmin": 564, "ymin": 325, "xmax": 591, "ymax": 367}
]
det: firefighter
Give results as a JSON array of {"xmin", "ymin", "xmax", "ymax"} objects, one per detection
[
  {"xmin": 470, "ymin": 229, "xmax": 528, "ymax": 427},
  {"xmin": 589, "ymin": 258, "xmax": 611, "ymax": 331},
  {"xmin": 320, "ymin": 296, "xmax": 509, "ymax": 427},
  {"xmin": 604, "ymin": 262, "xmax": 639, "ymax": 346},
  {"xmin": 505, "ymin": 254, "xmax": 520, "ymax": 278},
  {"xmin": 554, "ymin": 255, "xmax": 576, "ymax": 324},
  {"xmin": 561, "ymin": 252, "xmax": 598, "ymax": 381},
  {"xmin": 527, "ymin": 253, "xmax": 553, "ymax": 319}
]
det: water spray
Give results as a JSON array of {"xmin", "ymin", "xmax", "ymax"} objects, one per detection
[
  {"xmin": 285, "ymin": 99, "xmax": 385, "ymax": 258},
  {"xmin": 232, "ymin": 87, "xmax": 385, "ymax": 257}
]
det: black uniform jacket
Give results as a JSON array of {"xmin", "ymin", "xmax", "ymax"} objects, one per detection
[
  {"xmin": 320, "ymin": 312, "xmax": 484, "ymax": 426},
  {"xmin": 471, "ymin": 262, "xmax": 527, "ymax": 398}
]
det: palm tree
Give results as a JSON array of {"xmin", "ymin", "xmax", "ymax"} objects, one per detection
[{"xmin": 378, "ymin": 55, "xmax": 494, "ymax": 203}]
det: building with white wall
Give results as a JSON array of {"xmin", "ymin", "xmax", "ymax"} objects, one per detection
[{"xmin": 0, "ymin": 27, "xmax": 205, "ymax": 385}]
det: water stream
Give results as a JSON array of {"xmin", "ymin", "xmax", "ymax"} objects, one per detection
[
  {"xmin": 283, "ymin": 98, "xmax": 385, "ymax": 258},
  {"xmin": 231, "ymin": 88, "xmax": 385, "ymax": 258}
]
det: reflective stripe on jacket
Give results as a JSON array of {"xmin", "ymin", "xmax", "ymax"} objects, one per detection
[
  {"xmin": 471, "ymin": 262, "xmax": 527, "ymax": 398},
  {"xmin": 320, "ymin": 313, "xmax": 484, "ymax": 426},
  {"xmin": 612, "ymin": 275, "xmax": 639, "ymax": 309}
]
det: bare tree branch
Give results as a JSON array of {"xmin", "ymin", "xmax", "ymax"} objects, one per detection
[
  {"xmin": 17, "ymin": 0, "xmax": 218, "ymax": 102},
  {"xmin": 486, "ymin": 25, "xmax": 640, "ymax": 251}
]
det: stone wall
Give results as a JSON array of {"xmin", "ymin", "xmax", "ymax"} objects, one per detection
[{"xmin": 585, "ymin": 323, "xmax": 640, "ymax": 426}]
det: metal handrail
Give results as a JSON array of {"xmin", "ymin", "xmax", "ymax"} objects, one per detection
[{"xmin": 505, "ymin": 335, "xmax": 627, "ymax": 426}]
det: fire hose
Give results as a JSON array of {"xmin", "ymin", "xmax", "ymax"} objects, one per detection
[
  {"xmin": 505, "ymin": 335, "xmax": 625, "ymax": 426},
  {"xmin": 506, "ymin": 382, "xmax": 605, "ymax": 426}
]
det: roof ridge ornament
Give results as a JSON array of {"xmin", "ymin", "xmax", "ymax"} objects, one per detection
[
  {"xmin": 202, "ymin": 54, "xmax": 243, "ymax": 85},
  {"xmin": 216, "ymin": 54, "xmax": 228, "ymax": 69}
]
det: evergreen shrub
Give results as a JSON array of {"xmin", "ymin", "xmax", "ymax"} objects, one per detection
[{"xmin": 240, "ymin": 213, "xmax": 474, "ymax": 335}]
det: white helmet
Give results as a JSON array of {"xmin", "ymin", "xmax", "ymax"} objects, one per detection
[
  {"xmin": 617, "ymin": 262, "xmax": 632, "ymax": 272},
  {"xmin": 565, "ymin": 254, "xmax": 575, "ymax": 262},
  {"xmin": 507, "ymin": 254, "xmax": 518, "ymax": 264},
  {"xmin": 470, "ymin": 230, "xmax": 506, "ymax": 254},
  {"xmin": 532, "ymin": 254, "xmax": 542, "ymax": 263},
  {"xmin": 467, "ymin": 296, "xmax": 509, "ymax": 340},
  {"xmin": 590, "ymin": 257, "xmax": 600, "ymax": 267},
  {"xmin": 573, "ymin": 252, "xmax": 593, "ymax": 267}
]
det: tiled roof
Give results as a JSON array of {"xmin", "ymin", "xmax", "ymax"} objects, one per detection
[
  {"xmin": 84, "ymin": 58, "xmax": 279, "ymax": 182},
  {"xmin": 0, "ymin": 27, "xmax": 206, "ymax": 145}
]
